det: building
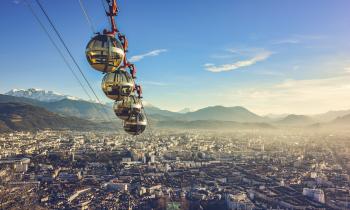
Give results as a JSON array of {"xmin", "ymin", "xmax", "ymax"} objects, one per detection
[
  {"xmin": 303, "ymin": 188, "xmax": 325, "ymax": 204},
  {"xmin": 225, "ymin": 192, "xmax": 255, "ymax": 210}
]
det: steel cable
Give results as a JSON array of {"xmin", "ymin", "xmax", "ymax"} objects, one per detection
[{"xmin": 78, "ymin": 0, "xmax": 97, "ymax": 33}]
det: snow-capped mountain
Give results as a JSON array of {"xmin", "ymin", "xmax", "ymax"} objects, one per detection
[{"xmin": 5, "ymin": 88, "xmax": 80, "ymax": 102}]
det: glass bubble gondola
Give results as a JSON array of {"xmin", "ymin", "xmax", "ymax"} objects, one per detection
[
  {"xmin": 85, "ymin": 0, "xmax": 148, "ymax": 136},
  {"xmin": 86, "ymin": 34, "xmax": 125, "ymax": 72},
  {"xmin": 113, "ymin": 95, "xmax": 142, "ymax": 120},
  {"xmin": 101, "ymin": 68, "xmax": 135, "ymax": 101},
  {"xmin": 123, "ymin": 111, "xmax": 147, "ymax": 135}
]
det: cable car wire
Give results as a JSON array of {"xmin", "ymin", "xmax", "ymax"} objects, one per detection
[
  {"xmin": 24, "ymin": 0, "xmax": 92, "ymax": 101},
  {"xmin": 24, "ymin": 0, "xmax": 112, "ymax": 123},
  {"xmin": 34, "ymin": 0, "xmax": 104, "ymax": 107},
  {"xmin": 31, "ymin": 0, "xmax": 154, "ymax": 135},
  {"xmin": 35, "ymin": 0, "xmax": 120, "ymax": 126},
  {"xmin": 97, "ymin": 0, "xmax": 114, "ymax": 33},
  {"xmin": 78, "ymin": 0, "xmax": 96, "ymax": 34},
  {"xmin": 32, "ymin": 0, "xmax": 118, "ymax": 124},
  {"xmin": 100, "ymin": 0, "xmax": 107, "ymax": 12},
  {"xmin": 99, "ymin": 0, "xmax": 110, "ymax": 24}
]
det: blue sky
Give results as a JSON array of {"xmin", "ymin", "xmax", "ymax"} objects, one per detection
[{"xmin": 1, "ymin": 0, "xmax": 350, "ymax": 114}]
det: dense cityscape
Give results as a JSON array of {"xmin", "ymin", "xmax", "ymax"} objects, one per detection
[{"xmin": 1, "ymin": 129, "xmax": 349, "ymax": 210}]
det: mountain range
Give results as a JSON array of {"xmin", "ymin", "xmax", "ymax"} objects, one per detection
[
  {"xmin": 0, "ymin": 102, "xmax": 115, "ymax": 132},
  {"xmin": 0, "ymin": 93, "xmax": 113, "ymax": 122},
  {"xmin": 6, "ymin": 88, "xmax": 80, "ymax": 102},
  {"xmin": 178, "ymin": 108, "xmax": 192, "ymax": 113},
  {"xmin": 1, "ymin": 88, "xmax": 350, "ymax": 131},
  {"xmin": 275, "ymin": 114, "xmax": 315, "ymax": 126},
  {"xmin": 312, "ymin": 109, "xmax": 350, "ymax": 122}
]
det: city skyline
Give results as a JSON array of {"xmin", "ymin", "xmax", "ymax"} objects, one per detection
[
  {"xmin": 1, "ymin": 129, "xmax": 349, "ymax": 209},
  {"xmin": 1, "ymin": 0, "xmax": 350, "ymax": 114}
]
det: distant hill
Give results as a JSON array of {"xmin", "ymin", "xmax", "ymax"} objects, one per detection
[
  {"xmin": 145, "ymin": 104, "xmax": 181, "ymax": 118},
  {"xmin": 0, "ymin": 102, "xmax": 274, "ymax": 132},
  {"xmin": 0, "ymin": 94, "xmax": 43, "ymax": 106},
  {"xmin": 331, "ymin": 114, "xmax": 350, "ymax": 125},
  {"xmin": 264, "ymin": 113, "xmax": 289, "ymax": 120},
  {"xmin": 178, "ymin": 108, "xmax": 192, "ymax": 113},
  {"xmin": 0, "ymin": 93, "xmax": 182, "ymax": 123},
  {"xmin": 0, "ymin": 102, "xmax": 112, "ymax": 132},
  {"xmin": 313, "ymin": 109, "xmax": 350, "ymax": 122},
  {"xmin": 43, "ymin": 99, "xmax": 114, "ymax": 122},
  {"xmin": 147, "ymin": 113, "xmax": 176, "ymax": 121},
  {"xmin": 2, "ymin": 89, "xmax": 350, "ymax": 129},
  {"xmin": 0, "ymin": 95, "xmax": 266, "ymax": 123},
  {"xmin": 183, "ymin": 106, "xmax": 266, "ymax": 122},
  {"xmin": 276, "ymin": 114, "xmax": 314, "ymax": 126},
  {"xmin": 156, "ymin": 120, "xmax": 274, "ymax": 130},
  {"xmin": 0, "ymin": 94, "xmax": 113, "ymax": 122},
  {"xmin": 147, "ymin": 105, "xmax": 267, "ymax": 122},
  {"xmin": 308, "ymin": 114, "xmax": 350, "ymax": 130}
]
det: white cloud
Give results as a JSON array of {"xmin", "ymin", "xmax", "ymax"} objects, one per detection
[
  {"xmin": 272, "ymin": 34, "xmax": 326, "ymax": 45},
  {"xmin": 204, "ymin": 63, "xmax": 215, "ymax": 67},
  {"xmin": 205, "ymin": 50, "xmax": 272, "ymax": 73},
  {"xmin": 224, "ymin": 75, "xmax": 350, "ymax": 114},
  {"xmin": 272, "ymin": 39, "xmax": 301, "ymax": 45},
  {"xmin": 227, "ymin": 48, "xmax": 266, "ymax": 56},
  {"xmin": 129, "ymin": 49, "xmax": 167, "ymax": 62},
  {"xmin": 294, "ymin": 34, "xmax": 326, "ymax": 40},
  {"xmin": 143, "ymin": 81, "xmax": 168, "ymax": 86}
]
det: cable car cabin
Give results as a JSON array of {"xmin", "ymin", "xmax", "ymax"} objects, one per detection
[
  {"xmin": 113, "ymin": 95, "xmax": 142, "ymax": 120},
  {"xmin": 86, "ymin": 34, "xmax": 125, "ymax": 72},
  {"xmin": 123, "ymin": 112, "xmax": 147, "ymax": 135},
  {"xmin": 101, "ymin": 68, "xmax": 134, "ymax": 101}
]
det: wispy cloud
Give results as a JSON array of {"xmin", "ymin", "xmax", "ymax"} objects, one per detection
[
  {"xmin": 295, "ymin": 34, "xmax": 326, "ymax": 40},
  {"xmin": 224, "ymin": 75, "xmax": 350, "ymax": 114},
  {"xmin": 129, "ymin": 49, "xmax": 167, "ymax": 62},
  {"xmin": 272, "ymin": 38, "xmax": 301, "ymax": 45},
  {"xmin": 143, "ymin": 81, "xmax": 168, "ymax": 86},
  {"xmin": 272, "ymin": 34, "xmax": 326, "ymax": 45},
  {"xmin": 204, "ymin": 50, "xmax": 272, "ymax": 73},
  {"xmin": 227, "ymin": 48, "xmax": 266, "ymax": 56}
]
